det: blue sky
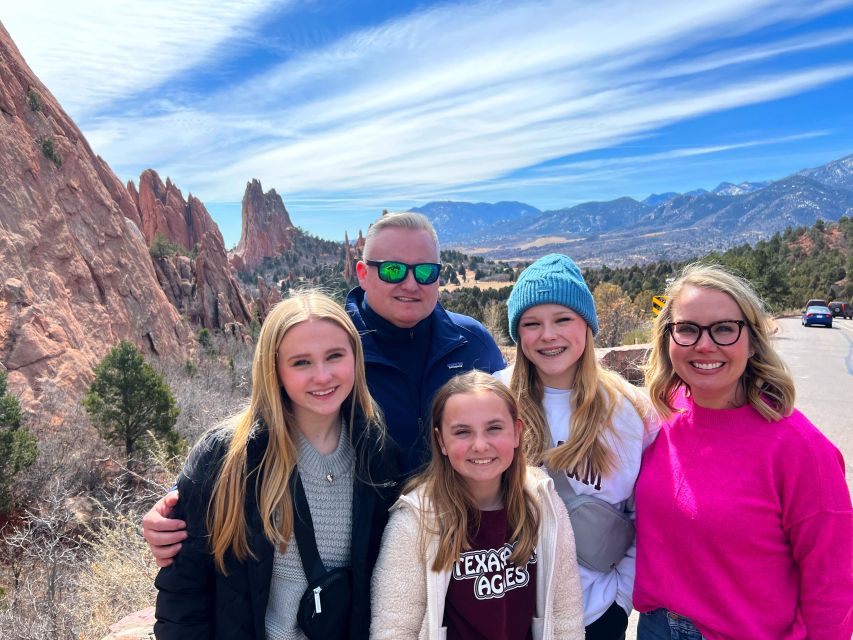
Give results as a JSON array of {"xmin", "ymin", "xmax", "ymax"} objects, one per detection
[{"xmin": 4, "ymin": 0, "xmax": 853, "ymax": 248}]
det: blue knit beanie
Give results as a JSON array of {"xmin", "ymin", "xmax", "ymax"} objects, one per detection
[{"xmin": 507, "ymin": 253, "xmax": 598, "ymax": 342}]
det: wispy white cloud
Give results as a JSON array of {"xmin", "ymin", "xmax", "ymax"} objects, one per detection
[
  {"xmin": 436, "ymin": 131, "xmax": 835, "ymax": 195},
  {"xmin": 188, "ymin": 57, "xmax": 853, "ymax": 198},
  {"xmin": 2, "ymin": 0, "xmax": 290, "ymax": 117},
  {"xmin": 647, "ymin": 27, "xmax": 853, "ymax": 82},
  {"xmin": 4, "ymin": 0, "xmax": 853, "ymax": 228}
]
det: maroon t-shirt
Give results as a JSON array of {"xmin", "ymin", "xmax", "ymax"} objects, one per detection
[{"xmin": 442, "ymin": 508, "xmax": 537, "ymax": 640}]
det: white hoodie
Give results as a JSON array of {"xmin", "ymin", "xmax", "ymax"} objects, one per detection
[
  {"xmin": 495, "ymin": 366, "xmax": 658, "ymax": 626},
  {"xmin": 369, "ymin": 468, "xmax": 585, "ymax": 639}
]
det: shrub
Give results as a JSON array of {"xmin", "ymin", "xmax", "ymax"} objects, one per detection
[
  {"xmin": 149, "ymin": 233, "xmax": 182, "ymax": 259},
  {"xmin": 158, "ymin": 331, "xmax": 253, "ymax": 445},
  {"xmin": 72, "ymin": 512, "xmax": 158, "ymax": 640},
  {"xmin": 196, "ymin": 328, "xmax": 217, "ymax": 356},
  {"xmin": 593, "ymin": 282, "xmax": 648, "ymax": 348},
  {"xmin": 27, "ymin": 88, "xmax": 42, "ymax": 112},
  {"xmin": 0, "ymin": 370, "xmax": 38, "ymax": 512},
  {"xmin": 39, "ymin": 137, "xmax": 61, "ymax": 167},
  {"xmin": 184, "ymin": 359, "xmax": 198, "ymax": 378},
  {"xmin": 0, "ymin": 480, "xmax": 85, "ymax": 639}
]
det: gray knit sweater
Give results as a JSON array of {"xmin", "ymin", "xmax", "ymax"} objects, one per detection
[{"xmin": 265, "ymin": 426, "xmax": 355, "ymax": 640}]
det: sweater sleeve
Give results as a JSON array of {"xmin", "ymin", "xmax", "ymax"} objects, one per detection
[
  {"xmin": 781, "ymin": 420, "xmax": 853, "ymax": 640},
  {"xmin": 548, "ymin": 484, "xmax": 586, "ymax": 640},
  {"xmin": 370, "ymin": 505, "xmax": 428, "ymax": 639},
  {"xmin": 153, "ymin": 433, "xmax": 226, "ymax": 639}
]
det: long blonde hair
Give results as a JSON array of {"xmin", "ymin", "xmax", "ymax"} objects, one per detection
[
  {"xmin": 646, "ymin": 262, "xmax": 795, "ymax": 421},
  {"xmin": 408, "ymin": 371, "xmax": 539, "ymax": 572},
  {"xmin": 511, "ymin": 327, "xmax": 646, "ymax": 488},
  {"xmin": 207, "ymin": 291, "xmax": 382, "ymax": 573}
]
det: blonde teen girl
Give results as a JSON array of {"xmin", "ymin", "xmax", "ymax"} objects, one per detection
[
  {"xmin": 154, "ymin": 292, "xmax": 398, "ymax": 640},
  {"xmin": 370, "ymin": 371, "xmax": 584, "ymax": 640},
  {"xmin": 496, "ymin": 254, "xmax": 656, "ymax": 640}
]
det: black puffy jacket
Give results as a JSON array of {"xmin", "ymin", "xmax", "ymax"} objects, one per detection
[{"xmin": 154, "ymin": 411, "xmax": 399, "ymax": 639}]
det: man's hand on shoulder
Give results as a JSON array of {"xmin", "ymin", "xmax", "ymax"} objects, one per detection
[{"xmin": 142, "ymin": 490, "xmax": 187, "ymax": 568}]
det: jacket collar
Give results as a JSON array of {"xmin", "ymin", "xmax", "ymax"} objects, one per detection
[
  {"xmin": 359, "ymin": 292, "xmax": 433, "ymax": 343},
  {"xmin": 392, "ymin": 468, "xmax": 552, "ymax": 514},
  {"xmin": 346, "ymin": 287, "xmax": 468, "ymax": 366}
]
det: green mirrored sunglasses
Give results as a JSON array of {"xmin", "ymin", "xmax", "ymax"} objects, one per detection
[{"xmin": 365, "ymin": 260, "xmax": 441, "ymax": 285}]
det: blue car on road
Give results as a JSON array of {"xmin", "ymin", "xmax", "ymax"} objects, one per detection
[{"xmin": 802, "ymin": 305, "xmax": 833, "ymax": 328}]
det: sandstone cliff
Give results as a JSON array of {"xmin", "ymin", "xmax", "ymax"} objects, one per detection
[
  {"xmin": 150, "ymin": 231, "xmax": 253, "ymax": 332},
  {"xmin": 126, "ymin": 169, "xmax": 253, "ymax": 332},
  {"xmin": 230, "ymin": 179, "xmax": 296, "ymax": 272},
  {"xmin": 128, "ymin": 168, "xmax": 223, "ymax": 251},
  {"xmin": 255, "ymin": 275, "xmax": 282, "ymax": 321},
  {"xmin": 0, "ymin": 23, "xmax": 192, "ymax": 412}
]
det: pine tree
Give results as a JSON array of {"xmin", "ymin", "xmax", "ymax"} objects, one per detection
[
  {"xmin": 0, "ymin": 369, "xmax": 38, "ymax": 511},
  {"xmin": 82, "ymin": 341, "xmax": 181, "ymax": 465}
]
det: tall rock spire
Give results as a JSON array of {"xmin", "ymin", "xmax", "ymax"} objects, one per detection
[{"xmin": 230, "ymin": 179, "xmax": 296, "ymax": 272}]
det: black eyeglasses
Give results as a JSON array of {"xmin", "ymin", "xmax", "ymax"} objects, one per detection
[
  {"xmin": 365, "ymin": 260, "xmax": 441, "ymax": 285},
  {"xmin": 666, "ymin": 320, "xmax": 747, "ymax": 347}
]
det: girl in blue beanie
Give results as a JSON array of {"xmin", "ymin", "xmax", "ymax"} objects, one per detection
[{"xmin": 496, "ymin": 254, "xmax": 656, "ymax": 640}]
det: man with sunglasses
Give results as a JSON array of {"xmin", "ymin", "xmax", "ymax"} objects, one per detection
[
  {"xmin": 348, "ymin": 212, "xmax": 505, "ymax": 473},
  {"xmin": 142, "ymin": 212, "xmax": 505, "ymax": 566}
]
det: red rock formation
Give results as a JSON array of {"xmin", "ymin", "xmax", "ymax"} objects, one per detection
[
  {"xmin": 150, "ymin": 231, "xmax": 253, "ymax": 332},
  {"xmin": 102, "ymin": 607, "xmax": 155, "ymax": 640},
  {"xmin": 230, "ymin": 179, "xmax": 296, "ymax": 272},
  {"xmin": 0, "ymin": 23, "xmax": 192, "ymax": 412},
  {"xmin": 343, "ymin": 229, "xmax": 365, "ymax": 283},
  {"xmin": 124, "ymin": 168, "xmax": 253, "ymax": 333},
  {"xmin": 255, "ymin": 275, "xmax": 282, "ymax": 321},
  {"xmin": 128, "ymin": 168, "xmax": 223, "ymax": 251},
  {"xmin": 195, "ymin": 231, "xmax": 252, "ymax": 330},
  {"xmin": 343, "ymin": 231, "xmax": 354, "ymax": 282}
]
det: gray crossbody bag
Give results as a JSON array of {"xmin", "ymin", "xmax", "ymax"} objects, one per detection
[{"xmin": 546, "ymin": 466, "xmax": 635, "ymax": 573}]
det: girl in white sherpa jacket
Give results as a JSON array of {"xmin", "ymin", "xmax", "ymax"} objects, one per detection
[
  {"xmin": 370, "ymin": 371, "xmax": 584, "ymax": 640},
  {"xmin": 497, "ymin": 254, "xmax": 658, "ymax": 640}
]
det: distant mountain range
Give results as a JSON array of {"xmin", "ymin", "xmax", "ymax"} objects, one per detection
[{"xmin": 412, "ymin": 154, "xmax": 853, "ymax": 265}]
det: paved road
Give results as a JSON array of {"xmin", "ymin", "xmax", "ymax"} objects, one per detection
[
  {"xmin": 773, "ymin": 316, "xmax": 853, "ymax": 489},
  {"xmin": 624, "ymin": 316, "xmax": 853, "ymax": 639}
]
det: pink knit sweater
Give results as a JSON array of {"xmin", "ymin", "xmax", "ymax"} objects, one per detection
[{"xmin": 634, "ymin": 395, "xmax": 853, "ymax": 640}]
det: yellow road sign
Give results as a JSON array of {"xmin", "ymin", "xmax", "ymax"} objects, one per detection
[{"xmin": 652, "ymin": 295, "xmax": 669, "ymax": 316}]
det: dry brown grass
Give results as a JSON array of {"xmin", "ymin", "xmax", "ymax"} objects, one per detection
[
  {"xmin": 73, "ymin": 514, "xmax": 159, "ymax": 640},
  {"xmin": 440, "ymin": 270, "xmax": 514, "ymax": 293}
]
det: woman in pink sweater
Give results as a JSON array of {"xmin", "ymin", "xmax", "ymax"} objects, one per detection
[{"xmin": 634, "ymin": 263, "xmax": 853, "ymax": 640}]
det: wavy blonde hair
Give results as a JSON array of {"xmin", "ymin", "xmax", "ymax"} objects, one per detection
[
  {"xmin": 645, "ymin": 262, "xmax": 795, "ymax": 421},
  {"xmin": 511, "ymin": 327, "xmax": 648, "ymax": 488},
  {"xmin": 407, "ymin": 371, "xmax": 539, "ymax": 572},
  {"xmin": 208, "ymin": 290, "xmax": 382, "ymax": 573}
]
